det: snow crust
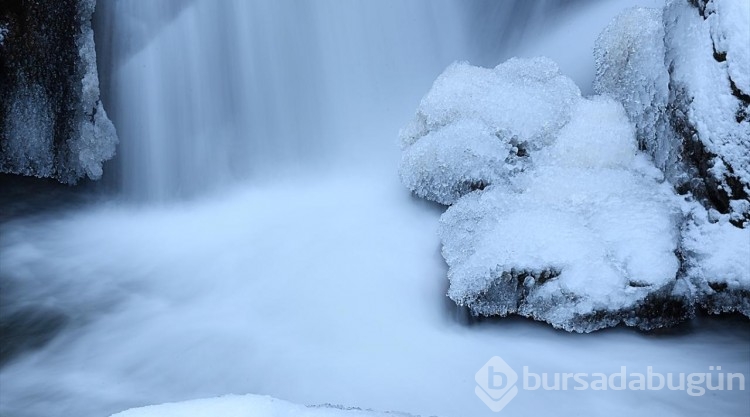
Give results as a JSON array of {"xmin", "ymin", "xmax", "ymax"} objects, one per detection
[
  {"xmin": 439, "ymin": 96, "xmax": 683, "ymax": 331},
  {"xmin": 111, "ymin": 395, "xmax": 416, "ymax": 417},
  {"xmin": 681, "ymin": 204, "xmax": 750, "ymax": 316},
  {"xmin": 595, "ymin": 0, "xmax": 750, "ymax": 224},
  {"xmin": 399, "ymin": 58, "xmax": 580, "ymax": 205},
  {"xmin": 664, "ymin": 0, "xmax": 750, "ymax": 200},
  {"xmin": 403, "ymin": 27, "xmax": 749, "ymax": 329}
]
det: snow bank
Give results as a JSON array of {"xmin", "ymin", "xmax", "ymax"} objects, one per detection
[
  {"xmin": 399, "ymin": 58, "xmax": 580, "ymax": 205},
  {"xmin": 111, "ymin": 395, "xmax": 419, "ymax": 417}
]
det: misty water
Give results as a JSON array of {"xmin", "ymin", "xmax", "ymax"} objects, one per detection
[{"xmin": 1, "ymin": 1, "xmax": 748, "ymax": 416}]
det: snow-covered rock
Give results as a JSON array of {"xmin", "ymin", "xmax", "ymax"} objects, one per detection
[
  {"xmin": 440, "ymin": 96, "xmax": 687, "ymax": 332},
  {"xmin": 589, "ymin": 0, "xmax": 750, "ymax": 325},
  {"xmin": 399, "ymin": 58, "xmax": 580, "ymax": 205},
  {"xmin": 594, "ymin": 0, "xmax": 750, "ymax": 227},
  {"xmin": 111, "ymin": 395, "xmax": 420, "ymax": 417},
  {"xmin": 0, "ymin": 0, "xmax": 118, "ymax": 183},
  {"xmin": 680, "ymin": 204, "xmax": 750, "ymax": 317},
  {"xmin": 403, "ymin": 39, "xmax": 749, "ymax": 330}
]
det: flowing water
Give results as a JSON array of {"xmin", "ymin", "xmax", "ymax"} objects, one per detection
[{"xmin": 1, "ymin": 1, "xmax": 748, "ymax": 416}]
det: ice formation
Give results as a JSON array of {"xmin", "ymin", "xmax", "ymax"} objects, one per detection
[
  {"xmin": 399, "ymin": 58, "xmax": 580, "ymax": 205},
  {"xmin": 0, "ymin": 0, "xmax": 117, "ymax": 183},
  {"xmin": 594, "ymin": 0, "xmax": 750, "ymax": 226},
  {"xmin": 593, "ymin": 0, "xmax": 750, "ymax": 320},
  {"xmin": 439, "ymin": 97, "xmax": 686, "ymax": 332},
  {"xmin": 402, "ymin": 0, "xmax": 750, "ymax": 331}
]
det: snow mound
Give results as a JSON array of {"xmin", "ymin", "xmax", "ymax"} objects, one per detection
[
  {"xmin": 399, "ymin": 58, "xmax": 580, "ymax": 205},
  {"xmin": 440, "ymin": 97, "xmax": 686, "ymax": 332},
  {"xmin": 110, "ymin": 395, "xmax": 420, "ymax": 417}
]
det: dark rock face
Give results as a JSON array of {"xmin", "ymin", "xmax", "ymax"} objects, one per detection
[{"xmin": 0, "ymin": 0, "xmax": 117, "ymax": 184}]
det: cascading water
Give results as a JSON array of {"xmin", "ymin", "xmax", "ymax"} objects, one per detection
[
  {"xmin": 96, "ymin": 0, "xmax": 471, "ymax": 200},
  {"xmin": 1, "ymin": 1, "xmax": 747, "ymax": 417},
  {"xmin": 94, "ymin": 0, "xmax": 631, "ymax": 201}
]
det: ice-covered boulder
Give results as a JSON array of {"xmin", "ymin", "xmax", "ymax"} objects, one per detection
[
  {"xmin": 440, "ymin": 97, "xmax": 687, "ymax": 332},
  {"xmin": 590, "ymin": 0, "xmax": 750, "ymax": 324},
  {"xmin": 402, "ymin": 49, "xmax": 748, "ymax": 330},
  {"xmin": 111, "ymin": 394, "xmax": 420, "ymax": 417},
  {"xmin": 399, "ymin": 58, "xmax": 580, "ymax": 205},
  {"xmin": 0, "ymin": 0, "xmax": 117, "ymax": 183},
  {"xmin": 594, "ymin": 0, "xmax": 750, "ymax": 227}
]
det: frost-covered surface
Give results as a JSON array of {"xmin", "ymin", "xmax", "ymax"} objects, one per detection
[
  {"xmin": 402, "ymin": 51, "xmax": 749, "ymax": 331},
  {"xmin": 593, "ymin": 7, "xmax": 681, "ymax": 183},
  {"xmin": 111, "ymin": 395, "xmax": 418, "ymax": 417},
  {"xmin": 440, "ymin": 97, "xmax": 686, "ymax": 332},
  {"xmin": 595, "ymin": 0, "xmax": 750, "ymax": 226},
  {"xmin": 681, "ymin": 204, "xmax": 750, "ymax": 317},
  {"xmin": 0, "ymin": 0, "xmax": 117, "ymax": 183},
  {"xmin": 399, "ymin": 58, "xmax": 580, "ymax": 205}
]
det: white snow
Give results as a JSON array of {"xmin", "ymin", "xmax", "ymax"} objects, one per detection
[
  {"xmin": 681, "ymin": 202, "xmax": 750, "ymax": 314},
  {"xmin": 440, "ymin": 96, "xmax": 683, "ymax": 330},
  {"xmin": 400, "ymin": 58, "xmax": 580, "ymax": 150},
  {"xmin": 399, "ymin": 119, "xmax": 523, "ymax": 205},
  {"xmin": 399, "ymin": 58, "xmax": 580, "ymax": 204},
  {"xmin": 111, "ymin": 394, "xmax": 414, "ymax": 417},
  {"xmin": 706, "ymin": 0, "xmax": 750, "ymax": 94},
  {"xmin": 663, "ymin": 0, "xmax": 750, "ymax": 197}
]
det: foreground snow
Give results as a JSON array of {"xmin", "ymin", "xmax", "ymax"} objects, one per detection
[{"xmin": 111, "ymin": 394, "xmax": 415, "ymax": 417}]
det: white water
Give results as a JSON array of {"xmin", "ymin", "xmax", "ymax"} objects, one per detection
[{"xmin": 1, "ymin": 1, "xmax": 748, "ymax": 416}]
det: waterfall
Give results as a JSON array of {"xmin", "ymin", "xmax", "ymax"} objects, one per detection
[
  {"xmin": 4, "ymin": 2, "xmax": 722, "ymax": 417},
  {"xmin": 94, "ymin": 0, "xmax": 632, "ymax": 201},
  {"xmin": 94, "ymin": 0, "xmax": 474, "ymax": 200}
]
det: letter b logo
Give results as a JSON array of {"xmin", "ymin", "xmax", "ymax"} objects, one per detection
[{"xmin": 475, "ymin": 356, "xmax": 519, "ymax": 412}]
